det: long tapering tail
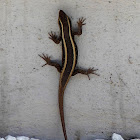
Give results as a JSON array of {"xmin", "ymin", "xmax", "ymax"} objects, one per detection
[{"xmin": 59, "ymin": 87, "xmax": 67, "ymax": 140}]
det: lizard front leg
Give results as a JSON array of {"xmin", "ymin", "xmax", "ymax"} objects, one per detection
[
  {"xmin": 72, "ymin": 67, "xmax": 99, "ymax": 80},
  {"xmin": 73, "ymin": 17, "xmax": 86, "ymax": 36},
  {"xmin": 48, "ymin": 31, "xmax": 62, "ymax": 44},
  {"xmin": 39, "ymin": 53, "xmax": 61, "ymax": 73}
]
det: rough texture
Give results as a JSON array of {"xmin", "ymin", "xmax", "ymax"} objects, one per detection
[{"xmin": 0, "ymin": 0, "xmax": 140, "ymax": 140}]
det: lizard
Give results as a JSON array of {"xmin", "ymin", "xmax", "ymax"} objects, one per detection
[{"xmin": 39, "ymin": 10, "xmax": 99, "ymax": 140}]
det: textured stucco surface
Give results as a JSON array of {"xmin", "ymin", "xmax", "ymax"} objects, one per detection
[{"xmin": 0, "ymin": 0, "xmax": 140, "ymax": 140}]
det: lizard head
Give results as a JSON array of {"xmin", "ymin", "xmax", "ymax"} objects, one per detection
[{"xmin": 58, "ymin": 10, "xmax": 70, "ymax": 25}]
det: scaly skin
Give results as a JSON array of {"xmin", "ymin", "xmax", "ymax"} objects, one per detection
[{"xmin": 39, "ymin": 10, "xmax": 99, "ymax": 140}]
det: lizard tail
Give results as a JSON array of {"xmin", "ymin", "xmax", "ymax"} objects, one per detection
[{"xmin": 59, "ymin": 87, "xmax": 67, "ymax": 140}]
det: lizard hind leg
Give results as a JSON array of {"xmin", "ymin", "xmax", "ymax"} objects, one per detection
[
  {"xmin": 72, "ymin": 67, "xmax": 99, "ymax": 80},
  {"xmin": 39, "ymin": 53, "xmax": 51, "ymax": 67},
  {"xmin": 39, "ymin": 53, "xmax": 62, "ymax": 73}
]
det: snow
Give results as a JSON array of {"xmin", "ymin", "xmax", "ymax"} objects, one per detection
[
  {"xmin": 3, "ymin": 136, "xmax": 38, "ymax": 140},
  {"xmin": 95, "ymin": 139, "xmax": 105, "ymax": 140},
  {"xmin": 112, "ymin": 133, "xmax": 124, "ymax": 140},
  {"xmin": 0, "ymin": 134, "xmax": 139, "ymax": 140},
  {"xmin": 16, "ymin": 136, "xmax": 29, "ymax": 140},
  {"xmin": 0, "ymin": 138, "xmax": 5, "ymax": 140},
  {"xmin": 30, "ymin": 138, "xmax": 39, "ymax": 140},
  {"xmin": 5, "ymin": 136, "xmax": 16, "ymax": 140}
]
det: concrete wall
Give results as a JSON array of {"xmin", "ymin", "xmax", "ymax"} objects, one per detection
[{"xmin": 0, "ymin": 0, "xmax": 140, "ymax": 139}]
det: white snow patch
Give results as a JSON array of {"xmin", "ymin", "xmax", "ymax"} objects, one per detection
[
  {"xmin": 1, "ymin": 134, "xmax": 139, "ymax": 140},
  {"xmin": 0, "ymin": 136, "xmax": 41, "ymax": 140},
  {"xmin": 112, "ymin": 133, "xmax": 124, "ymax": 140},
  {"xmin": 30, "ymin": 138, "xmax": 39, "ymax": 140},
  {"xmin": 16, "ymin": 136, "xmax": 29, "ymax": 140},
  {"xmin": 5, "ymin": 135, "xmax": 16, "ymax": 140},
  {"xmin": 0, "ymin": 138, "xmax": 5, "ymax": 140},
  {"xmin": 95, "ymin": 139, "xmax": 105, "ymax": 140}
]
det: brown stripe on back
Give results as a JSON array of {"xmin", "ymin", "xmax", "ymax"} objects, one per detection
[
  {"xmin": 61, "ymin": 23, "xmax": 74, "ymax": 87},
  {"xmin": 60, "ymin": 17, "xmax": 77, "ymax": 89}
]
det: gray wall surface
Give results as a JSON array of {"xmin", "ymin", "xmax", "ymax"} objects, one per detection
[{"xmin": 0, "ymin": 0, "xmax": 140, "ymax": 140}]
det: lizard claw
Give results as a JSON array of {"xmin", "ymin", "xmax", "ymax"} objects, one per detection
[
  {"xmin": 86, "ymin": 67, "xmax": 99, "ymax": 80},
  {"xmin": 48, "ymin": 31, "xmax": 58, "ymax": 40},
  {"xmin": 48, "ymin": 31, "xmax": 61, "ymax": 44},
  {"xmin": 77, "ymin": 17, "xmax": 86, "ymax": 26},
  {"xmin": 39, "ymin": 53, "xmax": 51, "ymax": 67}
]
